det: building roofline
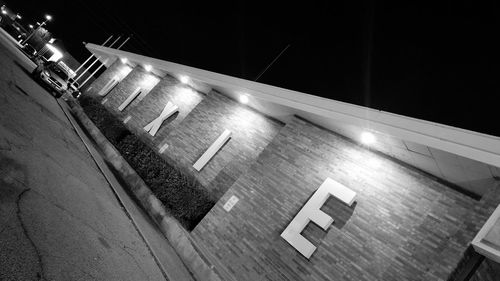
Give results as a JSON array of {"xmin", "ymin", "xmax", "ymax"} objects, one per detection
[{"xmin": 85, "ymin": 43, "xmax": 500, "ymax": 168}]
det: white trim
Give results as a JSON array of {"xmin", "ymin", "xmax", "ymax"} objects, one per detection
[{"xmin": 472, "ymin": 203, "xmax": 500, "ymax": 263}]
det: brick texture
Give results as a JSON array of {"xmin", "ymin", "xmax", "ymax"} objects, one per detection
[
  {"xmin": 86, "ymin": 71, "xmax": 283, "ymax": 200},
  {"xmin": 163, "ymin": 90, "xmax": 283, "ymax": 198},
  {"xmin": 84, "ymin": 59, "xmax": 128, "ymax": 97},
  {"xmin": 192, "ymin": 116, "xmax": 500, "ymax": 281},
  {"xmin": 99, "ymin": 66, "xmax": 161, "ymax": 118},
  {"xmin": 125, "ymin": 75, "xmax": 204, "ymax": 140}
]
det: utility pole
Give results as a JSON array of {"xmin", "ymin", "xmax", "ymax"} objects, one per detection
[
  {"xmin": 20, "ymin": 14, "xmax": 52, "ymax": 46},
  {"xmin": 78, "ymin": 36, "xmax": 131, "ymax": 90},
  {"xmin": 74, "ymin": 35, "xmax": 113, "ymax": 74},
  {"xmin": 73, "ymin": 35, "xmax": 122, "ymax": 83}
]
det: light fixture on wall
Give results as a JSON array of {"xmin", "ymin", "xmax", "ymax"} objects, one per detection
[
  {"xmin": 119, "ymin": 65, "xmax": 132, "ymax": 77},
  {"xmin": 360, "ymin": 131, "xmax": 376, "ymax": 145},
  {"xmin": 239, "ymin": 94, "xmax": 249, "ymax": 104},
  {"xmin": 143, "ymin": 75, "xmax": 160, "ymax": 87},
  {"xmin": 144, "ymin": 64, "xmax": 152, "ymax": 72},
  {"xmin": 179, "ymin": 75, "xmax": 189, "ymax": 84},
  {"xmin": 120, "ymin": 57, "xmax": 128, "ymax": 64}
]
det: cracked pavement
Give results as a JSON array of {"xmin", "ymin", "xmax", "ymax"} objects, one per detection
[{"xmin": 0, "ymin": 36, "xmax": 165, "ymax": 280}]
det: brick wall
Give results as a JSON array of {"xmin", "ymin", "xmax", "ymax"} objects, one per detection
[
  {"xmin": 192, "ymin": 116, "xmax": 500, "ymax": 281},
  {"xmin": 100, "ymin": 66, "xmax": 160, "ymax": 118},
  {"xmin": 303, "ymin": 114, "xmax": 498, "ymax": 197},
  {"xmin": 84, "ymin": 59, "xmax": 125, "ymax": 97},
  {"xmin": 162, "ymin": 90, "xmax": 283, "ymax": 198},
  {"xmin": 124, "ymin": 75, "xmax": 204, "ymax": 141},
  {"xmin": 87, "ymin": 69, "xmax": 283, "ymax": 199}
]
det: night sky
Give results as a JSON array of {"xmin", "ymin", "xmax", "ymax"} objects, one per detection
[{"xmin": 8, "ymin": 0, "xmax": 500, "ymax": 136}]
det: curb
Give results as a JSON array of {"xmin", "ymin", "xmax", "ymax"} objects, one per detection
[
  {"xmin": 65, "ymin": 98, "xmax": 222, "ymax": 281},
  {"xmin": 57, "ymin": 99, "xmax": 194, "ymax": 281}
]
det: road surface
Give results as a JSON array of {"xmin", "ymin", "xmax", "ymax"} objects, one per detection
[{"xmin": 0, "ymin": 33, "xmax": 166, "ymax": 280}]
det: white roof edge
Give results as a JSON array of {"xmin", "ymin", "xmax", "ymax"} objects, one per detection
[{"xmin": 86, "ymin": 43, "xmax": 500, "ymax": 168}]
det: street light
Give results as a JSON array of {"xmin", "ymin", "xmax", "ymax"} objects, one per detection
[{"xmin": 20, "ymin": 14, "xmax": 52, "ymax": 45}]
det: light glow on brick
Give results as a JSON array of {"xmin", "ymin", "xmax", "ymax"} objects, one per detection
[
  {"xmin": 119, "ymin": 66, "xmax": 132, "ymax": 77},
  {"xmin": 144, "ymin": 64, "xmax": 153, "ymax": 72},
  {"xmin": 361, "ymin": 131, "xmax": 376, "ymax": 145},
  {"xmin": 180, "ymin": 75, "xmax": 189, "ymax": 84},
  {"xmin": 239, "ymin": 94, "xmax": 249, "ymax": 104},
  {"xmin": 120, "ymin": 57, "xmax": 128, "ymax": 64},
  {"xmin": 367, "ymin": 157, "xmax": 381, "ymax": 169}
]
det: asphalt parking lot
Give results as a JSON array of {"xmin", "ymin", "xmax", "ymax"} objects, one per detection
[{"xmin": 0, "ymin": 32, "xmax": 166, "ymax": 281}]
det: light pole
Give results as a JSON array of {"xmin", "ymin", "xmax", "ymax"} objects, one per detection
[{"xmin": 20, "ymin": 14, "xmax": 52, "ymax": 45}]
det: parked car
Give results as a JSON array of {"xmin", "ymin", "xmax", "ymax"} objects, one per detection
[
  {"xmin": 20, "ymin": 44, "xmax": 37, "ymax": 59},
  {"xmin": 33, "ymin": 60, "xmax": 80, "ymax": 98}
]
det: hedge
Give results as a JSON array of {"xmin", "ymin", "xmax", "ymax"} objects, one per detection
[{"xmin": 79, "ymin": 95, "xmax": 215, "ymax": 230}]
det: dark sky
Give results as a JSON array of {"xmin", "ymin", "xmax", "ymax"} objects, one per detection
[{"xmin": 8, "ymin": 0, "xmax": 500, "ymax": 136}]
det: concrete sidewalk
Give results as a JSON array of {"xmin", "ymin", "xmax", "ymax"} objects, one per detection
[{"xmin": 0, "ymin": 35, "xmax": 167, "ymax": 280}]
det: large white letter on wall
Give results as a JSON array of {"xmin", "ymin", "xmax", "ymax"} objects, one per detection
[
  {"xmin": 98, "ymin": 76, "xmax": 119, "ymax": 96},
  {"xmin": 144, "ymin": 101, "xmax": 179, "ymax": 136},
  {"xmin": 281, "ymin": 178, "xmax": 356, "ymax": 259},
  {"xmin": 118, "ymin": 87, "xmax": 142, "ymax": 111},
  {"xmin": 193, "ymin": 129, "xmax": 232, "ymax": 171}
]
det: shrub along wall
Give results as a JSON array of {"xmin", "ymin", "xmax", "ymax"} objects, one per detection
[
  {"xmin": 83, "ymin": 62, "xmax": 283, "ymax": 228},
  {"xmin": 79, "ymin": 95, "xmax": 215, "ymax": 230},
  {"xmin": 88, "ymin": 63, "xmax": 284, "ymax": 201}
]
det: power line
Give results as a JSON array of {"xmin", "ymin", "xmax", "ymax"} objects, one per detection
[
  {"xmin": 254, "ymin": 44, "xmax": 291, "ymax": 82},
  {"xmin": 79, "ymin": 0, "xmax": 159, "ymax": 57},
  {"xmin": 73, "ymin": 0, "xmax": 115, "ymax": 38}
]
